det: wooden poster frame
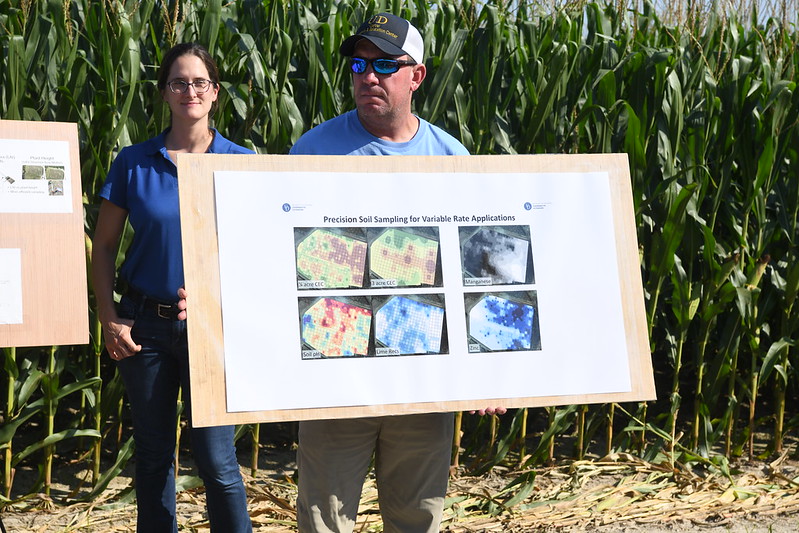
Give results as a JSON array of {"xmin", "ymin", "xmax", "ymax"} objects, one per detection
[
  {"xmin": 179, "ymin": 153, "xmax": 655, "ymax": 427},
  {"xmin": 0, "ymin": 120, "xmax": 88, "ymax": 348}
]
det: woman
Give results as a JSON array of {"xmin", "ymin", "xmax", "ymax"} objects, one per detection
[{"xmin": 91, "ymin": 43, "xmax": 252, "ymax": 532}]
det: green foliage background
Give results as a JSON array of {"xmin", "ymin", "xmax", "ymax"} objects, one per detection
[{"xmin": 1, "ymin": 0, "xmax": 798, "ymax": 511}]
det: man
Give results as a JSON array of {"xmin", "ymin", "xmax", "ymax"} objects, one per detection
[
  {"xmin": 290, "ymin": 14, "xmax": 466, "ymax": 156},
  {"xmin": 289, "ymin": 13, "xmax": 504, "ymax": 533}
]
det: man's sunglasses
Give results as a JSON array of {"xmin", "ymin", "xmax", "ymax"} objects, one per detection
[{"xmin": 349, "ymin": 57, "xmax": 416, "ymax": 75}]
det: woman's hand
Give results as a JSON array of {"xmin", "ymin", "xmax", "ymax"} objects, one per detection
[
  {"xmin": 176, "ymin": 287, "xmax": 188, "ymax": 321},
  {"xmin": 103, "ymin": 317, "xmax": 142, "ymax": 361}
]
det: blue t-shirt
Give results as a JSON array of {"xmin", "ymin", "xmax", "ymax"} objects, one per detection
[
  {"xmin": 100, "ymin": 129, "xmax": 253, "ymax": 302},
  {"xmin": 289, "ymin": 110, "xmax": 469, "ymax": 156}
]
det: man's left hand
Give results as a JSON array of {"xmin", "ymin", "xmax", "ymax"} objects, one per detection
[{"xmin": 470, "ymin": 407, "xmax": 507, "ymax": 416}]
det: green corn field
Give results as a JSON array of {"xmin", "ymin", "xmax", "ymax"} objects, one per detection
[{"xmin": 1, "ymin": 0, "xmax": 798, "ymax": 518}]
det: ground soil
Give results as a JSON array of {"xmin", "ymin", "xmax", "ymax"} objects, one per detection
[{"xmin": 2, "ymin": 444, "xmax": 799, "ymax": 532}]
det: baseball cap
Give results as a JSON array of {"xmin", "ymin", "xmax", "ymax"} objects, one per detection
[{"xmin": 339, "ymin": 13, "xmax": 424, "ymax": 65}]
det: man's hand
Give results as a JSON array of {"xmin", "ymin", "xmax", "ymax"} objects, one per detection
[{"xmin": 470, "ymin": 407, "xmax": 508, "ymax": 416}]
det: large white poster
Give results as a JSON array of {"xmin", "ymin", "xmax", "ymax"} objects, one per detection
[
  {"xmin": 213, "ymin": 170, "xmax": 631, "ymax": 413},
  {"xmin": 0, "ymin": 139, "xmax": 73, "ymax": 213}
]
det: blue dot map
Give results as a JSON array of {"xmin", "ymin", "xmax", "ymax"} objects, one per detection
[
  {"xmin": 468, "ymin": 294, "xmax": 534, "ymax": 351},
  {"xmin": 375, "ymin": 296, "xmax": 445, "ymax": 354}
]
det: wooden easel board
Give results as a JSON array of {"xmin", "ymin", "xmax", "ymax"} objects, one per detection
[
  {"xmin": 178, "ymin": 154, "xmax": 655, "ymax": 427},
  {"xmin": 0, "ymin": 120, "xmax": 88, "ymax": 348}
]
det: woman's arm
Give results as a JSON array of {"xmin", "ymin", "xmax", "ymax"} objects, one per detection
[{"xmin": 91, "ymin": 199, "xmax": 141, "ymax": 360}]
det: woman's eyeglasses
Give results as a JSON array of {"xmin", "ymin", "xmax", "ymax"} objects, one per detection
[
  {"xmin": 167, "ymin": 79, "xmax": 217, "ymax": 94},
  {"xmin": 349, "ymin": 57, "xmax": 416, "ymax": 75}
]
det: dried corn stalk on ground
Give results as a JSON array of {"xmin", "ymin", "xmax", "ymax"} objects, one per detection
[{"xmin": 2, "ymin": 453, "xmax": 799, "ymax": 532}]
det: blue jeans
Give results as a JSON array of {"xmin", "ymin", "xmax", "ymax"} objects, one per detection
[{"xmin": 117, "ymin": 295, "xmax": 251, "ymax": 533}]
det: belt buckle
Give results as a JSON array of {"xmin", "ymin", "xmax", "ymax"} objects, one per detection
[{"xmin": 156, "ymin": 303, "xmax": 173, "ymax": 320}]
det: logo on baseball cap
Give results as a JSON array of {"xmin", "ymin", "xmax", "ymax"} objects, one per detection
[{"xmin": 339, "ymin": 13, "xmax": 424, "ymax": 65}]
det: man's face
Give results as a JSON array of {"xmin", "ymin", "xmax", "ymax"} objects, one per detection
[{"xmin": 351, "ymin": 39, "xmax": 424, "ymax": 121}]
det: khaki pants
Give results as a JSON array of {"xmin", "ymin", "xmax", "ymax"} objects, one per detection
[{"xmin": 297, "ymin": 413, "xmax": 455, "ymax": 533}]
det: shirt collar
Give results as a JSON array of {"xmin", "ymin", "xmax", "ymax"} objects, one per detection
[
  {"xmin": 144, "ymin": 127, "xmax": 222, "ymax": 156},
  {"xmin": 144, "ymin": 128, "xmax": 223, "ymax": 163}
]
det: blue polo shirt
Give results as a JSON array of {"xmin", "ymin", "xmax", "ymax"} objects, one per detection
[
  {"xmin": 100, "ymin": 129, "xmax": 253, "ymax": 302},
  {"xmin": 289, "ymin": 110, "xmax": 469, "ymax": 155}
]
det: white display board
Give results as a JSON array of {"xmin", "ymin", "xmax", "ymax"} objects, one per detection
[
  {"xmin": 0, "ymin": 120, "xmax": 88, "ymax": 348},
  {"xmin": 178, "ymin": 154, "xmax": 655, "ymax": 427}
]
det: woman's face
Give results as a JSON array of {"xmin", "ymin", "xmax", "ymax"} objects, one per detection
[{"xmin": 161, "ymin": 53, "xmax": 219, "ymax": 124}]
